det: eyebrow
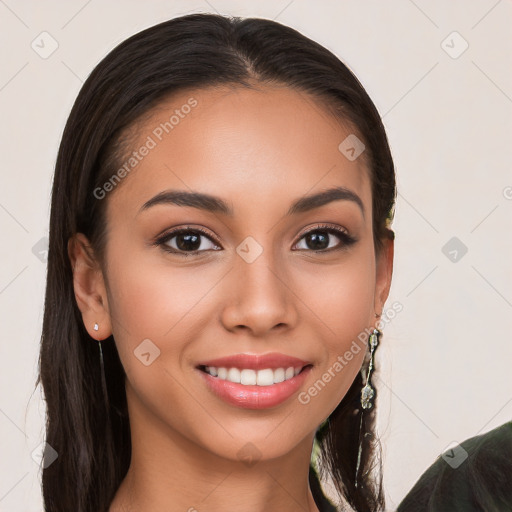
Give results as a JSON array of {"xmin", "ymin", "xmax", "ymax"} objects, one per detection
[{"xmin": 139, "ymin": 186, "xmax": 365, "ymax": 218}]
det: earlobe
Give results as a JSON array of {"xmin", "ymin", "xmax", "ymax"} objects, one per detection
[{"xmin": 68, "ymin": 233, "xmax": 112, "ymax": 340}]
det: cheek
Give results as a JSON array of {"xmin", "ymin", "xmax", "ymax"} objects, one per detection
[
  {"xmin": 105, "ymin": 251, "xmax": 209, "ymax": 348},
  {"xmin": 104, "ymin": 241, "xmax": 226, "ymax": 384},
  {"xmin": 296, "ymin": 245, "xmax": 376, "ymax": 340},
  {"xmin": 295, "ymin": 247, "xmax": 376, "ymax": 411}
]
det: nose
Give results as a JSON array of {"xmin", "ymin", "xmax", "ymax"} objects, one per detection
[{"xmin": 219, "ymin": 247, "xmax": 299, "ymax": 337}]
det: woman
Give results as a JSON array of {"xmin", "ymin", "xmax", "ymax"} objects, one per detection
[{"xmin": 37, "ymin": 13, "xmax": 395, "ymax": 512}]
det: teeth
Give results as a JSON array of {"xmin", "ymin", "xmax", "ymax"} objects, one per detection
[
  {"xmin": 203, "ymin": 366, "xmax": 303, "ymax": 386},
  {"xmin": 256, "ymin": 369, "xmax": 274, "ymax": 386},
  {"xmin": 241, "ymin": 369, "xmax": 257, "ymax": 385},
  {"xmin": 227, "ymin": 368, "xmax": 240, "ymax": 383}
]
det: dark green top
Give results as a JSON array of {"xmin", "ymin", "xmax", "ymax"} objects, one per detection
[{"xmin": 397, "ymin": 421, "xmax": 512, "ymax": 512}]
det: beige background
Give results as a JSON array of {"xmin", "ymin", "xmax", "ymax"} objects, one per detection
[{"xmin": 0, "ymin": 1, "xmax": 511, "ymax": 510}]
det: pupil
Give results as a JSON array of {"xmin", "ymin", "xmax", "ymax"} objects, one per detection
[
  {"xmin": 307, "ymin": 232, "xmax": 328, "ymax": 250},
  {"xmin": 177, "ymin": 233, "xmax": 200, "ymax": 251}
]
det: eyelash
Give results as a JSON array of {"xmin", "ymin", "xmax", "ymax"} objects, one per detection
[{"xmin": 154, "ymin": 223, "xmax": 357, "ymax": 257}]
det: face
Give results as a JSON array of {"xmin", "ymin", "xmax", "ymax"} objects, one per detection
[{"xmin": 74, "ymin": 84, "xmax": 392, "ymax": 463}]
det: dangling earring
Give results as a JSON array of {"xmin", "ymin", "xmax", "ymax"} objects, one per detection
[
  {"xmin": 355, "ymin": 328, "xmax": 381, "ymax": 489},
  {"xmin": 361, "ymin": 328, "xmax": 380, "ymax": 409},
  {"xmin": 93, "ymin": 322, "xmax": 110, "ymax": 411}
]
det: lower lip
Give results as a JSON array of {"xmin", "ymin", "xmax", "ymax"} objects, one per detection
[{"xmin": 197, "ymin": 366, "xmax": 313, "ymax": 409}]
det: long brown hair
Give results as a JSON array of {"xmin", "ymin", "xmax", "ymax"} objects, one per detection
[{"xmin": 36, "ymin": 13, "xmax": 396, "ymax": 512}]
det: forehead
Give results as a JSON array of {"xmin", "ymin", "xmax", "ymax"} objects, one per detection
[{"xmin": 106, "ymin": 84, "xmax": 371, "ymax": 222}]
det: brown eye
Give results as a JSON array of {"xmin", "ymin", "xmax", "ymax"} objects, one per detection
[
  {"xmin": 294, "ymin": 225, "xmax": 356, "ymax": 253},
  {"xmin": 156, "ymin": 227, "xmax": 221, "ymax": 256}
]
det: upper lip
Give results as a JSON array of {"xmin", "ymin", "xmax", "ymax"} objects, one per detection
[{"xmin": 196, "ymin": 352, "xmax": 312, "ymax": 371}]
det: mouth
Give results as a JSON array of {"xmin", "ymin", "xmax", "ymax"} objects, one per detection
[
  {"xmin": 197, "ymin": 364, "xmax": 313, "ymax": 386},
  {"xmin": 195, "ymin": 352, "xmax": 314, "ymax": 409}
]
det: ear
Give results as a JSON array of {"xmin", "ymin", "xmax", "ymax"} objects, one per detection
[
  {"xmin": 374, "ymin": 232, "xmax": 394, "ymax": 322},
  {"xmin": 68, "ymin": 233, "xmax": 112, "ymax": 341}
]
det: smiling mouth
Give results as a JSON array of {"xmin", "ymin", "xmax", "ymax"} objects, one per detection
[{"xmin": 197, "ymin": 364, "xmax": 313, "ymax": 386}]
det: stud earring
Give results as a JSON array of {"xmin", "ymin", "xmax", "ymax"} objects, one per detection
[
  {"xmin": 360, "ymin": 328, "xmax": 380, "ymax": 409},
  {"xmin": 93, "ymin": 323, "xmax": 99, "ymax": 331}
]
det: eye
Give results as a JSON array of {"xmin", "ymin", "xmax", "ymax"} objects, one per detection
[
  {"xmin": 293, "ymin": 224, "xmax": 356, "ymax": 253},
  {"xmin": 155, "ymin": 226, "xmax": 221, "ymax": 256}
]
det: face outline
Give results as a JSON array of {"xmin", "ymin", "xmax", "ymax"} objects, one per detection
[{"xmin": 69, "ymin": 83, "xmax": 393, "ymax": 469}]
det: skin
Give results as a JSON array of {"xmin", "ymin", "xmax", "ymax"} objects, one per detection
[{"xmin": 69, "ymin": 84, "xmax": 393, "ymax": 512}]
